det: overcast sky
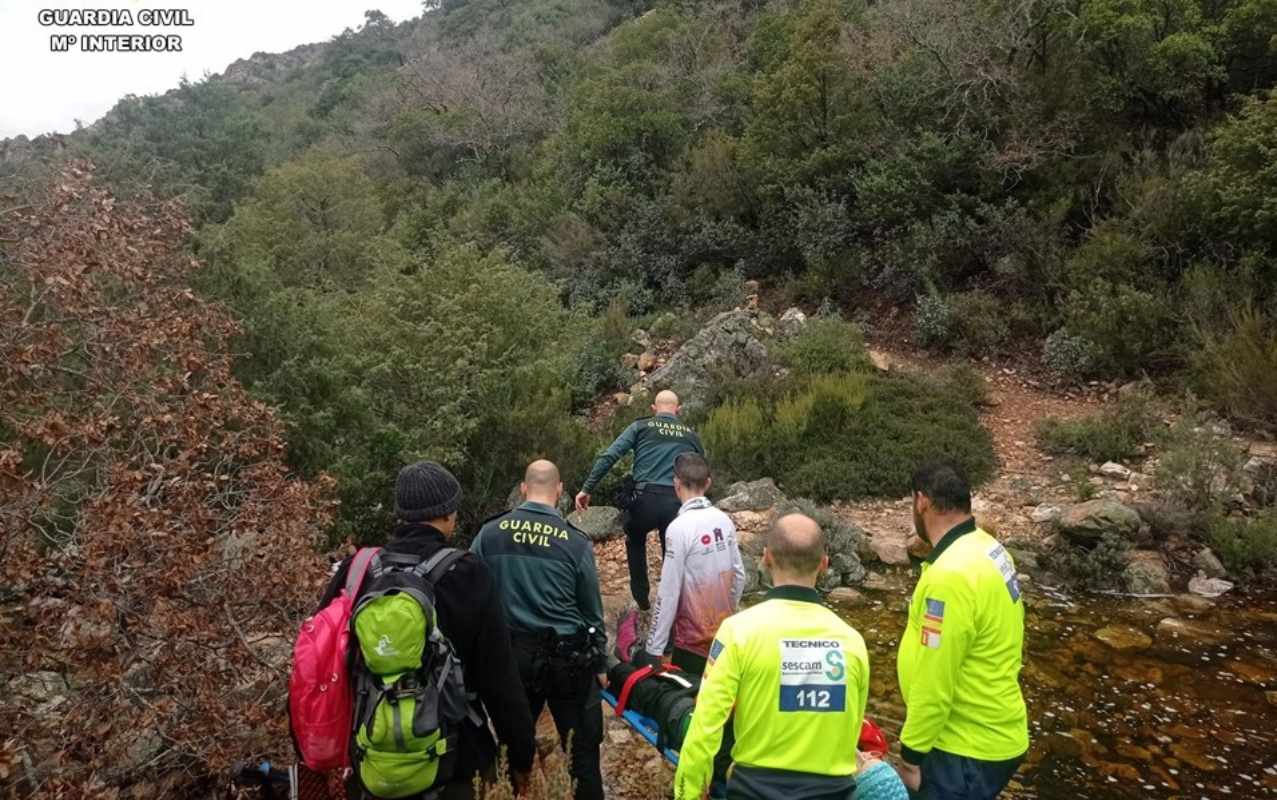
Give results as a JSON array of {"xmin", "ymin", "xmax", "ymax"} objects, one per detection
[{"xmin": 0, "ymin": 0, "xmax": 426, "ymax": 139}]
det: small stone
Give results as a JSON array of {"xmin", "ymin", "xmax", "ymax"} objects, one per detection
[
  {"xmin": 631, "ymin": 328, "xmax": 651, "ymax": 349},
  {"xmin": 1225, "ymin": 660, "xmax": 1277, "ymax": 686},
  {"xmin": 637, "ymin": 352, "xmax": 658, "ymax": 372},
  {"xmin": 608, "ymin": 728, "xmax": 631, "ymax": 744},
  {"xmin": 621, "ymin": 353, "xmax": 640, "ymax": 369},
  {"xmin": 1100, "ymin": 462, "xmax": 1133, "ymax": 480},
  {"xmin": 1192, "ymin": 548, "xmax": 1227, "ymax": 580},
  {"xmin": 868, "ymin": 349, "xmax": 891, "ymax": 371},
  {"xmin": 826, "ymin": 587, "xmax": 866, "ymax": 606},
  {"xmin": 1030, "ymin": 504, "xmax": 1062, "ymax": 524},
  {"xmin": 777, "ymin": 307, "xmax": 808, "ymax": 337},
  {"xmin": 612, "ymin": 392, "xmax": 632, "ymax": 406},
  {"xmin": 1188, "ymin": 574, "xmax": 1234, "ymax": 597},
  {"xmin": 1094, "ymin": 624, "xmax": 1153, "ymax": 653},
  {"xmin": 1266, "ymin": 690, "xmax": 1277, "ymax": 707},
  {"xmin": 1169, "ymin": 743, "xmax": 1217, "ymax": 772},
  {"xmin": 1156, "ymin": 617, "xmax": 1233, "ymax": 647}
]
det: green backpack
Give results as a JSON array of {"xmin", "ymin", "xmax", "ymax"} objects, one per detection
[{"xmin": 349, "ymin": 548, "xmax": 480, "ymax": 799}]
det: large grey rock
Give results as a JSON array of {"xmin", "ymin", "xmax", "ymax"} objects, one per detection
[
  {"xmin": 635, "ymin": 309, "xmax": 770, "ymax": 415},
  {"xmin": 1099, "ymin": 462, "xmax": 1133, "ymax": 480},
  {"xmin": 868, "ymin": 535, "xmax": 910, "ymax": 566},
  {"xmin": 718, "ymin": 478, "xmax": 786, "ymax": 512},
  {"xmin": 1188, "ymin": 575, "xmax": 1234, "ymax": 597},
  {"xmin": 1123, "ymin": 550, "xmax": 1171, "ymax": 594},
  {"xmin": 1058, "ymin": 500, "xmax": 1142, "ymax": 543},
  {"xmin": 567, "ymin": 506, "xmax": 625, "ymax": 541},
  {"xmin": 1030, "ymin": 504, "xmax": 1062, "ymax": 524}
]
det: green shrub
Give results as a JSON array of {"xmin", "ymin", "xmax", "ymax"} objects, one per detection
[
  {"xmin": 1035, "ymin": 392, "xmax": 1160, "ymax": 463},
  {"xmin": 777, "ymin": 316, "xmax": 871, "ymax": 376},
  {"xmin": 1043, "ymin": 532, "xmax": 1130, "ymax": 591},
  {"xmin": 1042, "ymin": 329, "xmax": 1098, "ymax": 379},
  {"xmin": 948, "ymin": 290, "xmax": 1012, "ymax": 355},
  {"xmin": 913, "ymin": 292, "xmax": 953, "ymax": 349},
  {"xmin": 702, "ymin": 369, "xmax": 995, "ymax": 503},
  {"xmin": 1064, "ymin": 279, "xmax": 1178, "ymax": 376},
  {"xmin": 1191, "ymin": 305, "xmax": 1277, "ymax": 428},
  {"xmin": 1208, "ymin": 512, "xmax": 1277, "ymax": 579},
  {"xmin": 1154, "ymin": 415, "xmax": 1247, "ymax": 511}
]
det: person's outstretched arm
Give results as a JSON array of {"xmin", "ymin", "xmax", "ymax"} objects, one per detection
[{"xmin": 579, "ymin": 422, "xmax": 639, "ymax": 499}]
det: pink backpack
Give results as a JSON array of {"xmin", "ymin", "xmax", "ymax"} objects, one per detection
[{"xmin": 289, "ymin": 547, "xmax": 379, "ymax": 771}]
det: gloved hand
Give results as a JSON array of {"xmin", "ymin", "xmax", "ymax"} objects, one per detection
[{"xmin": 632, "ymin": 650, "xmax": 661, "ymax": 669}]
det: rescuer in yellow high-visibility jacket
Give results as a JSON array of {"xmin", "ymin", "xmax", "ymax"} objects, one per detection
[
  {"xmin": 675, "ymin": 513, "xmax": 870, "ymax": 800},
  {"xmin": 895, "ymin": 460, "xmax": 1028, "ymax": 800}
]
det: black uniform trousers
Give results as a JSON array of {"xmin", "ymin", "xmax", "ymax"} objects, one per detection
[
  {"xmin": 623, "ymin": 484, "xmax": 681, "ymax": 609},
  {"xmin": 917, "ymin": 750, "xmax": 1023, "ymax": 800},
  {"xmin": 512, "ymin": 640, "xmax": 604, "ymax": 800}
]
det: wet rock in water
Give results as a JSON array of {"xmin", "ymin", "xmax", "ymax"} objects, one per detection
[
  {"xmin": 1267, "ymin": 690, "xmax": 1277, "ymax": 707},
  {"xmin": 1122, "ymin": 550, "xmax": 1170, "ymax": 594},
  {"xmin": 568, "ymin": 506, "xmax": 625, "ymax": 541},
  {"xmin": 868, "ymin": 535, "xmax": 910, "ymax": 566},
  {"xmin": 1112, "ymin": 661, "xmax": 1164, "ymax": 685},
  {"xmin": 1041, "ymin": 732, "xmax": 1084, "ymax": 758},
  {"xmin": 1099, "ymin": 462, "xmax": 1133, "ymax": 480},
  {"xmin": 1030, "ymin": 503, "xmax": 1062, "ymax": 524},
  {"xmin": 1171, "ymin": 594, "xmax": 1216, "ymax": 615},
  {"xmin": 1225, "ymin": 659, "xmax": 1277, "ymax": 686},
  {"xmin": 1156, "ymin": 617, "xmax": 1233, "ymax": 647},
  {"xmin": 863, "ymin": 571, "xmax": 909, "ymax": 593},
  {"xmin": 1096, "ymin": 761, "xmax": 1143, "ymax": 782},
  {"xmin": 1169, "ymin": 743, "xmax": 1218, "ymax": 772},
  {"xmin": 1058, "ymin": 499, "xmax": 1142, "ymax": 543},
  {"xmin": 1192, "ymin": 547, "xmax": 1227, "ymax": 579},
  {"xmin": 718, "ymin": 478, "xmax": 785, "ymax": 512},
  {"xmin": 1094, "ymin": 624, "xmax": 1153, "ymax": 653},
  {"xmin": 1188, "ymin": 574, "xmax": 1234, "ymax": 597}
]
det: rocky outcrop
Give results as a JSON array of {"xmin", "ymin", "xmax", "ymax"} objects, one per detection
[
  {"xmin": 1192, "ymin": 547, "xmax": 1227, "ymax": 579},
  {"xmin": 568, "ymin": 506, "xmax": 625, "ymax": 541},
  {"xmin": 718, "ymin": 478, "xmax": 786, "ymax": 512},
  {"xmin": 1058, "ymin": 499, "xmax": 1142, "ymax": 543},
  {"xmin": 633, "ymin": 309, "xmax": 770, "ymax": 414},
  {"xmin": 777, "ymin": 307, "xmax": 808, "ymax": 338}
]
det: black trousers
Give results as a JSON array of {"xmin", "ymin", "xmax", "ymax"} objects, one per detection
[
  {"xmin": 917, "ymin": 750, "xmax": 1023, "ymax": 800},
  {"xmin": 624, "ymin": 485, "xmax": 681, "ymax": 608},
  {"xmin": 513, "ymin": 643, "xmax": 603, "ymax": 800}
]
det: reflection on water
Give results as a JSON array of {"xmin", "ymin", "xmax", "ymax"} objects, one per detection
[{"xmin": 837, "ymin": 572, "xmax": 1277, "ymax": 799}]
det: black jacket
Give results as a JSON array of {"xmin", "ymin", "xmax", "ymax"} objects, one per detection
[{"xmin": 318, "ymin": 523, "xmax": 537, "ymax": 781}]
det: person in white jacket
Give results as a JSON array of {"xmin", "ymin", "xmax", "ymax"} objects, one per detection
[{"xmin": 638, "ymin": 452, "xmax": 746, "ymax": 675}]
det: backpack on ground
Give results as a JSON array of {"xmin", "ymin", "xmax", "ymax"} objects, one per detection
[
  {"xmin": 290, "ymin": 547, "xmax": 381, "ymax": 771},
  {"xmin": 348, "ymin": 548, "xmax": 479, "ymax": 800}
]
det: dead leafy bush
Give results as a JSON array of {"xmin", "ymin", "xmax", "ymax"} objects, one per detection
[{"xmin": 0, "ymin": 163, "xmax": 334, "ymax": 795}]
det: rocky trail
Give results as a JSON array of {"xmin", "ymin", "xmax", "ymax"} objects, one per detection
[{"xmin": 578, "ymin": 336, "xmax": 1277, "ymax": 800}]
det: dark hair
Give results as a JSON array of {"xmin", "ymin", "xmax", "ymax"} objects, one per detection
[
  {"xmin": 674, "ymin": 452, "xmax": 711, "ymax": 491},
  {"xmin": 767, "ymin": 513, "xmax": 825, "ymax": 576},
  {"xmin": 910, "ymin": 460, "xmax": 972, "ymax": 514}
]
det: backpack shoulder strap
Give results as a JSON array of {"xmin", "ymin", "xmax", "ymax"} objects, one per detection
[
  {"xmin": 344, "ymin": 547, "xmax": 381, "ymax": 596},
  {"xmin": 412, "ymin": 546, "xmax": 466, "ymax": 586}
]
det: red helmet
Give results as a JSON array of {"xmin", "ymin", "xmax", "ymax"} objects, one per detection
[{"xmin": 858, "ymin": 719, "xmax": 889, "ymax": 757}]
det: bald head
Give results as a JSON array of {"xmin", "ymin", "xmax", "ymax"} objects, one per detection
[
  {"xmin": 765, "ymin": 513, "xmax": 827, "ymax": 584},
  {"xmin": 653, "ymin": 390, "xmax": 680, "ymax": 415},
  {"xmin": 522, "ymin": 459, "xmax": 563, "ymax": 505}
]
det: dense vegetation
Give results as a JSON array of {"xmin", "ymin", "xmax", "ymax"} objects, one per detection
[{"xmin": 12, "ymin": 0, "xmax": 1276, "ymax": 533}]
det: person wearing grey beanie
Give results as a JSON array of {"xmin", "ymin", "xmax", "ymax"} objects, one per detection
[{"xmin": 309, "ymin": 460, "xmax": 536, "ymax": 798}]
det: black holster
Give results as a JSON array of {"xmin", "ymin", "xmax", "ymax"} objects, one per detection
[{"xmin": 513, "ymin": 629, "xmax": 601, "ymax": 698}]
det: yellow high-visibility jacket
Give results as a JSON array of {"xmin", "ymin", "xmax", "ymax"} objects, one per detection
[
  {"xmin": 674, "ymin": 585, "xmax": 870, "ymax": 800},
  {"xmin": 897, "ymin": 518, "xmax": 1029, "ymax": 765}
]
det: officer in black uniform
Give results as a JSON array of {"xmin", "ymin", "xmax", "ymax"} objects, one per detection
[
  {"xmin": 575, "ymin": 389, "xmax": 704, "ymax": 609},
  {"xmin": 471, "ymin": 459, "xmax": 607, "ymax": 800}
]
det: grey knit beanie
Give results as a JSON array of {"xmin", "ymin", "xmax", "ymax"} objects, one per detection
[{"xmin": 395, "ymin": 461, "xmax": 462, "ymax": 522}]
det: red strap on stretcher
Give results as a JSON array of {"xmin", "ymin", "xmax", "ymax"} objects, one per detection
[{"xmin": 614, "ymin": 665, "xmax": 658, "ymax": 716}]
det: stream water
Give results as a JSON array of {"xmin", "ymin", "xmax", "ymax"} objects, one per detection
[{"xmin": 837, "ymin": 572, "xmax": 1277, "ymax": 799}]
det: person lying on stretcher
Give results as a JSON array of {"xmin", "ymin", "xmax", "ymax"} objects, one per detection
[{"xmin": 605, "ymin": 657, "xmax": 907, "ymax": 800}]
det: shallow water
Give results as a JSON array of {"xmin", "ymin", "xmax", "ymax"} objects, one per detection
[{"xmin": 837, "ymin": 574, "xmax": 1277, "ymax": 799}]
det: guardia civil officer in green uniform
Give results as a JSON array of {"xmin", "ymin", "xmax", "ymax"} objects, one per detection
[
  {"xmin": 472, "ymin": 460, "xmax": 607, "ymax": 800},
  {"xmin": 675, "ymin": 513, "xmax": 871, "ymax": 800},
  {"xmin": 575, "ymin": 389, "xmax": 704, "ymax": 610},
  {"xmin": 895, "ymin": 461, "xmax": 1028, "ymax": 799}
]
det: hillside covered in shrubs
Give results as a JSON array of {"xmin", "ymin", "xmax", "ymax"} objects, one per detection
[{"xmin": 5, "ymin": 0, "xmax": 1275, "ymax": 533}]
